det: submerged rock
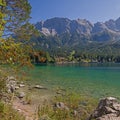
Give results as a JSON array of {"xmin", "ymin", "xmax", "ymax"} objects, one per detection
[
  {"xmin": 34, "ymin": 85, "xmax": 47, "ymax": 89},
  {"xmin": 88, "ymin": 97, "xmax": 120, "ymax": 120}
]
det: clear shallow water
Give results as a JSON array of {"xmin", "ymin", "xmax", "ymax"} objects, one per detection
[{"xmin": 28, "ymin": 63, "xmax": 120, "ymax": 98}]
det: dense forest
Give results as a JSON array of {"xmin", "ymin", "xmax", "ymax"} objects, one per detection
[{"xmin": 30, "ymin": 34, "xmax": 120, "ymax": 63}]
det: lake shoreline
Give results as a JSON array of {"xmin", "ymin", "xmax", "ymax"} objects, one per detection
[
  {"xmin": 28, "ymin": 63, "xmax": 120, "ymax": 99},
  {"xmin": 4, "ymin": 62, "xmax": 120, "ymax": 119},
  {"xmin": 5, "ymin": 71, "xmax": 120, "ymax": 120},
  {"xmin": 11, "ymin": 81, "xmax": 120, "ymax": 120},
  {"xmin": 10, "ymin": 80, "xmax": 54, "ymax": 120}
]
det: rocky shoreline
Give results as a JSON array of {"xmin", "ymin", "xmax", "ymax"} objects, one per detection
[
  {"xmin": 5, "ymin": 76, "xmax": 52, "ymax": 120},
  {"xmin": 4, "ymin": 76, "xmax": 120, "ymax": 120}
]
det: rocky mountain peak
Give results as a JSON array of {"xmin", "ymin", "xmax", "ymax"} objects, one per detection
[{"xmin": 35, "ymin": 17, "xmax": 120, "ymax": 42}]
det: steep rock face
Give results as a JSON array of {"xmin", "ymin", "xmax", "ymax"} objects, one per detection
[
  {"xmin": 70, "ymin": 19, "xmax": 93, "ymax": 35},
  {"xmin": 35, "ymin": 17, "xmax": 71, "ymax": 35},
  {"xmin": 92, "ymin": 22, "xmax": 108, "ymax": 33},
  {"xmin": 105, "ymin": 19, "xmax": 116, "ymax": 31},
  {"xmin": 35, "ymin": 17, "xmax": 93, "ymax": 36},
  {"xmin": 35, "ymin": 17, "xmax": 120, "ymax": 42},
  {"xmin": 105, "ymin": 18, "xmax": 120, "ymax": 32},
  {"xmin": 115, "ymin": 17, "xmax": 120, "ymax": 31},
  {"xmin": 43, "ymin": 18, "xmax": 71, "ymax": 34}
]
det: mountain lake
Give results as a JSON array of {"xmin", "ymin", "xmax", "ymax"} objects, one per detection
[{"xmin": 27, "ymin": 63, "xmax": 120, "ymax": 98}]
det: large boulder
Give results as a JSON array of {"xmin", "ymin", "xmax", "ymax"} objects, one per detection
[{"xmin": 88, "ymin": 97, "xmax": 120, "ymax": 120}]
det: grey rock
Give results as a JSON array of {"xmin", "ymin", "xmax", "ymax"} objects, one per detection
[
  {"xmin": 35, "ymin": 17, "xmax": 93, "ymax": 36},
  {"xmin": 73, "ymin": 110, "xmax": 78, "ymax": 116},
  {"xmin": 19, "ymin": 84, "xmax": 25, "ymax": 87},
  {"xmin": 7, "ymin": 84, "xmax": 16, "ymax": 93},
  {"xmin": 88, "ymin": 97, "xmax": 120, "ymax": 120},
  {"xmin": 18, "ymin": 92, "xmax": 25, "ymax": 98},
  {"xmin": 35, "ymin": 17, "xmax": 120, "ymax": 43},
  {"xmin": 10, "ymin": 85, "xmax": 15, "ymax": 93},
  {"xmin": 92, "ymin": 22, "xmax": 108, "ymax": 33},
  {"xmin": 7, "ymin": 76, "xmax": 16, "ymax": 81},
  {"xmin": 96, "ymin": 113, "xmax": 120, "ymax": 120},
  {"xmin": 115, "ymin": 17, "xmax": 120, "ymax": 30},
  {"xmin": 34, "ymin": 85, "xmax": 47, "ymax": 89},
  {"xmin": 15, "ymin": 86, "xmax": 19, "ymax": 90},
  {"xmin": 105, "ymin": 19, "xmax": 116, "ymax": 31},
  {"xmin": 54, "ymin": 102, "xmax": 69, "ymax": 110},
  {"xmin": 6, "ymin": 76, "xmax": 17, "ymax": 93}
]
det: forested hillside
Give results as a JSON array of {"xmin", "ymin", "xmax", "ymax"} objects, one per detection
[{"xmin": 30, "ymin": 17, "xmax": 120, "ymax": 63}]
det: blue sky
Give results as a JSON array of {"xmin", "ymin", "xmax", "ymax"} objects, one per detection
[{"xmin": 28, "ymin": 0, "xmax": 120, "ymax": 23}]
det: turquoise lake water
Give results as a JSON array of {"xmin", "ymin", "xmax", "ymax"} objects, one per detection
[{"xmin": 28, "ymin": 63, "xmax": 120, "ymax": 98}]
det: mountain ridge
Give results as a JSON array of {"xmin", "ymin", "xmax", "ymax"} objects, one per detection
[
  {"xmin": 30, "ymin": 17, "xmax": 120, "ymax": 60},
  {"xmin": 35, "ymin": 17, "xmax": 120, "ymax": 42}
]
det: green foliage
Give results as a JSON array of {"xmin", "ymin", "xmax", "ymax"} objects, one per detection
[
  {"xmin": 0, "ymin": 0, "xmax": 6, "ymax": 36},
  {"xmin": 0, "ymin": 1, "xmax": 40, "ymax": 119},
  {"xmin": 68, "ymin": 50, "xmax": 76, "ymax": 61},
  {"xmin": 46, "ymin": 52, "xmax": 54, "ymax": 63},
  {"xmin": 0, "ymin": 38, "xmax": 31, "ymax": 67},
  {"xmin": 0, "ymin": 0, "xmax": 6, "ymax": 6},
  {"xmin": 37, "ymin": 92, "xmax": 98, "ymax": 120},
  {"xmin": 0, "ymin": 0, "xmax": 38, "ymax": 66},
  {"xmin": 0, "ymin": 102, "xmax": 25, "ymax": 120},
  {"xmin": 0, "ymin": 0, "xmax": 38, "ymax": 118},
  {"xmin": 30, "ymin": 33, "xmax": 120, "ymax": 63}
]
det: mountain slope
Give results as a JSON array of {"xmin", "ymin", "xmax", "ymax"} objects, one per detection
[
  {"xmin": 30, "ymin": 17, "xmax": 120, "ymax": 58},
  {"xmin": 35, "ymin": 17, "xmax": 120, "ymax": 41}
]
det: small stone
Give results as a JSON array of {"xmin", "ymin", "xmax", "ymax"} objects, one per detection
[
  {"xmin": 10, "ymin": 85, "xmax": 15, "ymax": 93},
  {"xmin": 15, "ymin": 86, "xmax": 19, "ymax": 89},
  {"xmin": 19, "ymin": 84, "xmax": 25, "ymax": 87},
  {"xmin": 56, "ymin": 91, "xmax": 62, "ymax": 94},
  {"xmin": 17, "ymin": 109, "xmax": 22, "ymax": 112},
  {"xmin": 7, "ymin": 76, "xmax": 16, "ymax": 81},
  {"xmin": 55, "ymin": 102, "xmax": 69, "ymax": 110},
  {"xmin": 18, "ymin": 92, "xmax": 25, "ymax": 98},
  {"xmin": 34, "ymin": 85, "xmax": 47, "ymax": 89},
  {"xmin": 73, "ymin": 110, "xmax": 78, "ymax": 116}
]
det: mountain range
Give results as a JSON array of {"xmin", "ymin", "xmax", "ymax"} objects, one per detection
[
  {"xmin": 35, "ymin": 17, "xmax": 120, "ymax": 40},
  {"xmin": 31, "ymin": 17, "xmax": 120, "ymax": 56}
]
